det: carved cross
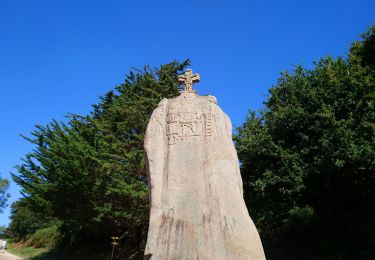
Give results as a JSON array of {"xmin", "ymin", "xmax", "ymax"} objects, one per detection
[{"xmin": 178, "ymin": 69, "xmax": 200, "ymax": 92}]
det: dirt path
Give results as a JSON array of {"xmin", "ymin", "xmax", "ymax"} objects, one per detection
[{"xmin": 0, "ymin": 251, "xmax": 26, "ymax": 260}]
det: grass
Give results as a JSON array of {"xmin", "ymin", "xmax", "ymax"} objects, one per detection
[
  {"xmin": 6, "ymin": 241, "xmax": 113, "ymax": 260},
  {"xmin": 7, "ymin": 241, "xmax": 50, "ymax": 258},
  {"xmin": 6, "ymin": 240, "xmax": 143, "ymax": 260},
  {"xmin": 7, "ymin": 242, "xmax": 73, "ymax": 259}
]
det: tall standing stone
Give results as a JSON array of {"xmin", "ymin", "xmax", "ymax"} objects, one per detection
[{"xmin": 144, "ymin": 70, "xmax": 265, "ymax": 259}]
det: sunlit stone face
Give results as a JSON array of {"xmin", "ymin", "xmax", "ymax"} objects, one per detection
[{"xmin": 143, "ymin": 78, "xmax": 265, "ymax": 260}]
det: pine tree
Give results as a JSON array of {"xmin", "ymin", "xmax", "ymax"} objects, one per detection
[{"xmin": 12, "ymin": 60, "xmax": 190, "ymax": 248}]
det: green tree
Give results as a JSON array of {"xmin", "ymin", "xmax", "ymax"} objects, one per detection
[
  {"xmin": 235, "ymin": 26, "xmax": 375, "ymax": 258},
  {"xmin": 6, "ymin": 199, "xmax": 57, "ymax": 240},
  {"xmin": 0, "ymin": 225, "xmax": 6, "ymax": 239},
  {"xmin": 0, "ymin": 175, "xmax": 9, "ymax": 213},
  {"xmin": 12, "ymin": 60, "xmax": 189, "ymax": 249}
]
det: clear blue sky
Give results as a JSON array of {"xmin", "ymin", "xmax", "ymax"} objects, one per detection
[{"xmin": 0, "ymin": 0, "xmax": 373, "ymax": 226}]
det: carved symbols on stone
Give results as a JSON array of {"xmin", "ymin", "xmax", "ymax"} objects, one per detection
[{"xmin": 166, "ymin": 95, "xmax": 216, "ymax": 145}]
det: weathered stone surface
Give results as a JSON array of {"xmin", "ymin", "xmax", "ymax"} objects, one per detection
[{"xmin": 144, "ymin": 90, "xmax": 265, "ymax": 259}]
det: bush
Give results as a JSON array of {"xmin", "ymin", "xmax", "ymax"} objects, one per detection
[{"xmin": 25, "ymin": 225, "xmax": 63, "ymax": 248}]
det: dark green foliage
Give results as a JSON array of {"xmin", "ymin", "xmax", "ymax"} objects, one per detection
[
  {"xmin": 235, "ymin": 25, "xmax": 375, "ymax": 258},
  {"xmin": 11, "ymin": 60, "xmax": 189, "ymax": 248}
]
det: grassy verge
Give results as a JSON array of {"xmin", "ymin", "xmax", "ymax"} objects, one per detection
[
  {"xmin": 6, "ymin": 241, "xmax": 111, "ymax": 260},
  {"xmin": 7, "ymin": 241, "xmax": 50, "ymax": 258},
  {"xmin": 6, "ymin": 240, "xmax": 143, "ymax": 260}
]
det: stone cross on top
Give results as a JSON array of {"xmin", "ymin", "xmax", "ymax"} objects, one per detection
[{"xmin": 178, "ymin": 69, "xmax": 200, "ymax": 93}]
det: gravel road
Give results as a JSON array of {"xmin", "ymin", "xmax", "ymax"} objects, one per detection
[{"xmin": 0, "ymin": 251, "xmax": 25, "ymax": 260}]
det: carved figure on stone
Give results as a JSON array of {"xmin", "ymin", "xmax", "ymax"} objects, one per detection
[{"xmin": 144, "ymin": 70, "xmax": 266, "ymax": 259}]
